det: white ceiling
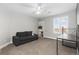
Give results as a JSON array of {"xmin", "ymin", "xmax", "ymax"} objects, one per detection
[{"xmin": 0, "ymin": 3, "xmax": 77, "ymax": 18}]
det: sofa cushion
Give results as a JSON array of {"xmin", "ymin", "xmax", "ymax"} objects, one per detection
[
  {"xmin": 24, "ymin": 31, "xmax": 32, "ymax": 36},
  {"xmin": 16, "ymin": 31, "xmax": 32, "ymax": 37}
]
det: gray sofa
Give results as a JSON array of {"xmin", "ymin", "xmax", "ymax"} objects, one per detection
[{"xmin": 12, "ymin": 31, "xmax": 38, "ymax": 46}]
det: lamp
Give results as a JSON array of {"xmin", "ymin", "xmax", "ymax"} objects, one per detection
[{"xmin": 38, "ymin": 26, "xmax": 42, "ymax": 29}]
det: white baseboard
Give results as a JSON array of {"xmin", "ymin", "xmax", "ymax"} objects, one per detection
[
  {"xmin": 0, "ymin": 42, "xmax": 12, "ymax": 50},
  {"xmin": 44, "ymin": 36, "xmax": 62, "ymax": 41},
  {"xmin": 44, "ymin": 36, "xmax": 57, "ymax": 40}
]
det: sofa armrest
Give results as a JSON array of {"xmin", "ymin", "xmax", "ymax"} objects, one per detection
[
  {"xmin": 13, "ymin": 36, "xmax": 20, "ymax": 40},
  {"xmin": 33, "ymin": 34, "xmax": 38, "ymax": 39},
  {"xmin": 12, "ymin": 36, "xmax": 21, "ymax": 45},
  {"xmin": 33, "ymin": 34, "xmax": 38, "ymax": 36}
]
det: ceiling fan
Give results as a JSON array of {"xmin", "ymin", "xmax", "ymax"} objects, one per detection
[
  {"xmin": 18, "ymin": 3, "xmax": 51, "ymax": 15},
  {"xmin": 19, "ymin": 3, "xmax": 48, "ymax": 15},
  {"xmin": 20, "ymin": 3, "xmax": 43, "ymax": 9}
]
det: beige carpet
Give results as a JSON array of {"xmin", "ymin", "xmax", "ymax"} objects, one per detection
[{"xmin": 0, "ymin": 38, "xmax": 76, "ymax": 55}]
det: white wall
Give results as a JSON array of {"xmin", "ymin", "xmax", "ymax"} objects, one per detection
[
  {"xmin": 39, "ymin": 9, "xmax": 76, "ymax": 40},
  {"xmin": 0, "ymin": 6, "xmax": 38, "ymax": 48},
  {"xmin": 0, "ymin": 9, "xmax": 10, "ymax": 47},
  {"xmin": 39, "ymin": 17, "xmax": 54, "ymax": 39}
]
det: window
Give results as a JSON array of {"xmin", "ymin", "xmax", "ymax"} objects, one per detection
[{"xmin": 53, "ymin": 16, "xmax": 68, "ymax": 35}]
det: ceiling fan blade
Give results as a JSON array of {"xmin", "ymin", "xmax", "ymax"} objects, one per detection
[
  {"xmin": 19, "ymin": 3, "xmax": 36, "ymax": 8},
  {"xmin": 18, "ymin": 3, "xmax": 45, "ymax": 9}
]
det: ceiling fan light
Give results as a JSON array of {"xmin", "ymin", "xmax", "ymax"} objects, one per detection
[
  {"xmin": 38, "ymin": 6, "xmax": 41, "ymax": 10},
  {"xmin": 36, "ymin": 11, "xmax": 40, "ymax": 15}
]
